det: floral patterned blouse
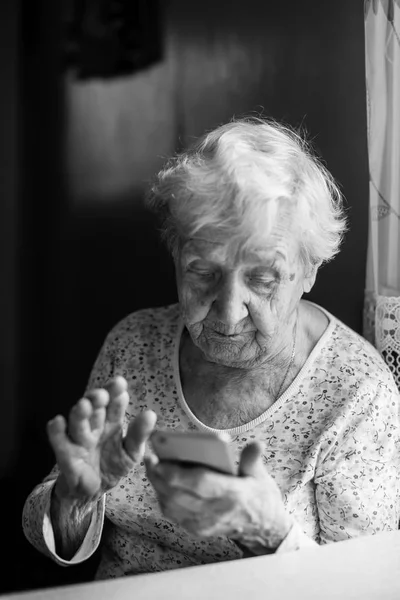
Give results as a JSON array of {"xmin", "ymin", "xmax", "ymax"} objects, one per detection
[{"xmin": 22, "ymin": 302, "xmax": 400, "ymax": 580}]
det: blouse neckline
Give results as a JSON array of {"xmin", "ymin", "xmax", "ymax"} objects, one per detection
[{"xmin": 172, "ymin": 301, "xmax": 337, "ymax": 436}]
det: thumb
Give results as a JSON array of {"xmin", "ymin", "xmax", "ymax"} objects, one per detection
[
  {"xmin": 123, "ymin": 410, "xmax": 157, "ymax": 463},
  {"xmin": 238, "ymin": 442, "xmax": 265, "ymax": 477}
]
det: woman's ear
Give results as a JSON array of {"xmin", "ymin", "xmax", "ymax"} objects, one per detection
[{"xmin": 303, "ymin": 262, "xmax": 320, "ymax": 294}]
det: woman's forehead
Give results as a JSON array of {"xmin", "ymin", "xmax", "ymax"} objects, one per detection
[{"xmin": 181, "ymin": 233, "xmax": 292, "ymax": 267}]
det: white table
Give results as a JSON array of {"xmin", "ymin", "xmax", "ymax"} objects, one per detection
[{"xmin": 5, "ymin": 531, "xmax": 400, "ymax": 599}]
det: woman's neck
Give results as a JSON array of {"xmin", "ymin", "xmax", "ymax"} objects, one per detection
[
  {"xmin": 178, "ymin": 301, "xmax": 329, "ymax": 429},
  {"xmin": 179, "ymin": 334, "xmax": 295, "ymax": 429}
]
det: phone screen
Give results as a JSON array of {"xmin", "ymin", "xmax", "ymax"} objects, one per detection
[{"xmin": 150, "ymin": 430, "xmax": 236, "ymax": 475}]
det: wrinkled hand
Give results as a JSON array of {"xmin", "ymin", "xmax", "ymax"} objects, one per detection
[
  {"xmin": 47, "ymin": 376, "xmax": 157, "ymax": 502},
  {"xmin": 145, "ymin": 442, "xmax": 293, "ymax": 553}
]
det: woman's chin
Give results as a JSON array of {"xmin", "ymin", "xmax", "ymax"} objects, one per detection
[{"xmin": 200, "ymin": 342, "xmax": 254, "ymax": 368}]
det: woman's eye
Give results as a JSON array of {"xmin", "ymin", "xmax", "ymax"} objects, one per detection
[
  {"xmin": 248, "ymin": 277, "xmax": 278, "ymax": 292},
  {"xmin": 188, "ymin": 268, "xmax": 215, "ymax": 279},
  {"xmin": 249, "ymin": 277, "xmax": 275, "ymax": 286}
]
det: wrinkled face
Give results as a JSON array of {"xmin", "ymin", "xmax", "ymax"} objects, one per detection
[{"xmin": 176, "ymin": 216, "xmax": 316, "ymax": 369}]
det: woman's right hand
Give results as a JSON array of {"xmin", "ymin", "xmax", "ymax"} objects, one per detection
[{"xmin": 47, "ymin": 376, "xmax": 157, "ymax": 503}]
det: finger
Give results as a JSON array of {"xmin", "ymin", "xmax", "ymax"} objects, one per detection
[
  {"xmin": 47, "ymin": 415, "xmax": 75, "ymax": 460},
  {"xmin": 238, "ymin": 442, "xmax": 265, "ymax": 477},
  {"xmin": 160, "ymin": 489, "xmax": 206, "ymax": 513},
  {"xmin": 84, "ymin": 387, "xmax": 110, "ymax": 408},
  {"xmin": 145, "ymin": 458, "xmax": 173, "ymax": 496},
  {"xmin": 124, "ymin": 410, "xmax": 157, "ymax": 462},
  {"xmin": 153, "ymin": 462, "xmax": 233, "ymax": 499},
  {"xmin": 47, "ymin": 416, "xmax": 98, "ymax": 494},
  {"xmin": 144, "ymin": 452, "xmax": 159, "ymax": 469},
  {"xmin": 104, "ymin": 377, "xmax": 129, "ymax": 424},
  {"xmin": 104, "ymin": 376, "xmax": 128, "ymax": 401},
  {"xmin": 84, "ymin": 388, "xmax": 109, "ymax": 431},
  {"xmin": 155, "ymin": 489, "xmax": 202, "ymax": 522},
  {"xmin": 152, "ymin": 487, "xmax": 236, "ymax": 537},
  {"xmin": 68, "ymin": 398, "xmax": 93, "ymax": 445},
  {"xmin": 156, "ymin": 492, "xmax": 195, "ymax": 529},
  {"xmin": 90, "ymin": 407, "xmax": 106, "ymax": 432},
  {"xmin": 145, "ymin": 456, "xmax": 191, "ymax": 501},
  {"xmin": 47, "ymin": 415, "xmax": 68, "ymax": 449},
  {"xmin": 164, "ymin": 504, "xmax": 224, "ymax": 538}
]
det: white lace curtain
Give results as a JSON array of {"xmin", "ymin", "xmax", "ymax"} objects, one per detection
[{"xmin": 364, "ymin": 0, "xmax": 400, "ymax": 389}]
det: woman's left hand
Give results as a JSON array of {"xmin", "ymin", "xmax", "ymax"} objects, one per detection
[{"xmin": 145, "ymin": 442, "xmax": 293, "ymax": 554}]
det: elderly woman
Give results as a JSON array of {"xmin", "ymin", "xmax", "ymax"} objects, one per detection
[{"xmin": 23, "ymin": 118, "xmax": 400, "ymax": 580}]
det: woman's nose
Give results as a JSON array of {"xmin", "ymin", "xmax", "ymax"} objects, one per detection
[{"xmin": 213, "ymin": 277, "xmax": 248, "ymax": 329}]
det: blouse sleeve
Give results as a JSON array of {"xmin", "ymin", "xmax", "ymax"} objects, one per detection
[
  {"xmin": 22, "ymin": 465, "xmax": 106, "ymax": 566},
  {"xmin": 22, "ymin": 327, "xmax": 119, "ymax": 565},
  {"xmin": 314, "ymin": 375, "xmax": 400, "ymax": 543}
]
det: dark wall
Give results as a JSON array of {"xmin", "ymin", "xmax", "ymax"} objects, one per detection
[
  {"xmin": 0, "ymin": 1, "xmax": 19, "ymax": 479},
  {"xmin": 1, "ymin": 0, "xmax": 369, "ymax": 594}
]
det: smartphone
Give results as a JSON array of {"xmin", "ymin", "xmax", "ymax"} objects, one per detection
[{"xmin": 150, "ymin": 430, "xmax": 236, "ymax": 475}]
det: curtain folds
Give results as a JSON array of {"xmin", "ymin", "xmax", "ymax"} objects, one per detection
[{"xmin": 364, "ymin": 0, "xmax": 400, "ymax": 389}]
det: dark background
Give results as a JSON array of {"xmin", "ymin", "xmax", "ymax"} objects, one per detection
[{"xmin": 0, "ymin": 0, "xmax": 369, "ymax": 594}]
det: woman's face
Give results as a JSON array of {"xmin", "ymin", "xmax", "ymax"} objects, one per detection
[{"xmin": 176, "ymin": 218, "xmax": 316, "ymax": 369}]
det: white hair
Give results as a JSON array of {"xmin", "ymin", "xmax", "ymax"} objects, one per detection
[{"xmin": 146, "ymin": 116, "xmax": 347, "ymax": 268}]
